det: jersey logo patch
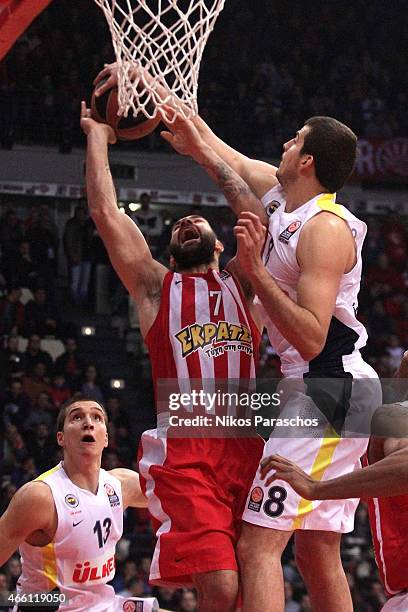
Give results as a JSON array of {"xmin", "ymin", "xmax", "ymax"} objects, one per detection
[
  {"xmin": 278, "ymin": 220, "xmax": 301, "ymax": 244},
  {"xmin": 175, "ymin": 321, "xmax": 253, "ymax": 358},
  {"xmin": 104, "ymin": 483, "xmax": 120, "ymax": 507},
  {"xmin": 266, "ymin": 200, "xmax": 281, "ymax": 216},
  {"xmin": 247, "ymin": 486, "xmax": 264, "ymax": 512},
  {"xmin": 72, "ymin": 555, "xmax": 115, "ymax": 584},
  {"xmin": 65, "ymin": 494, "xmax": 79, "ymax": 508}
]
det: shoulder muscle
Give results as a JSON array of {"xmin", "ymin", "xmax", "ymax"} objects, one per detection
[
  {"xmin": 298, "ymin": 211, "xmax": 354, "ymax": 273},
  {"xmin": 0, "ymin": 481, "xmax": 55, "ymax": 564}
]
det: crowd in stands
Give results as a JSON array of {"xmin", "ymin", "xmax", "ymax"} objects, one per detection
[
  {"xmin": 0, "ymin": 197, "xmax": 407, "ymax": 610},
  {"xmin": 0, "ymin": 0, "xmax": 406, "ymax": 152}
]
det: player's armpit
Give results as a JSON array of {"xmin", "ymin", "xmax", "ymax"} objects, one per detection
[
  {"xmin": 0, "ymin": 481, "xmax": 55, "ymax": 566},
  {"xmin": 110, "ymin": 468, "xmax": 147, "ymax": 509}
]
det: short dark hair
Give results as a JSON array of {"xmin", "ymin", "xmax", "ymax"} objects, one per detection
[
  {"xmin": 56, "ymin": 395, "xmax": 108, "ymax": 432},
  {"xmin": 301, "ymin": 116, "xmax": 357, "ymax": 192}
]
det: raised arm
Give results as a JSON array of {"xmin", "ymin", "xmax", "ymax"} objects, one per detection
[
  {"xmin": 80, "ymin": 102, "xmax": 167, "ymax": 336},
  {"xmin": 191, "ymin": 114, "xmax": 279, "ymax": 199},
  {"xmin": 0, "ymin": 481, "xmax": 55, "ymax": 566},
  {"xmin": 94, "ymin": 63, "xmax": 278, "ymax": 202},
  {"xmin": 159, "ymin": 108, "xmax": 267, "ymax": 224}
]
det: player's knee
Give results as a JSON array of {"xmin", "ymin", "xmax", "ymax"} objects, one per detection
[
  {"xmin": 199, "ymin": 579, "xmax": 237, "ymax": 611},
  {"xmin": 205, "ymin": 586, "xmax": 236, "ymax": 610},
  {"xmin": 195, "ymin": 570, "xmax": 238, "ymax": 611}
]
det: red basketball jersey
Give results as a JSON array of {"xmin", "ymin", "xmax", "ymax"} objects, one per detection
[
  {"xmin": 145, "ymin": 269, "xmax": 260, "ymax": 393},
  {"xmin": 363, "ymin": 454, "xmax": 408, "ymax": 596},
  {"xmin": 140, "ymin": 269, "xmax": 263, "ymax": 585}
]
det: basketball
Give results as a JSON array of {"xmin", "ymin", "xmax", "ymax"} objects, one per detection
[{"xmin": 90, "ymin": 78, "xmax": 161, "ymax": 140}]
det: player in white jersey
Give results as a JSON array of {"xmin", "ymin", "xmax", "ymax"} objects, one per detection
[
  {"xmin": 0, "ymin": 397, "xmax": 160, "ymax": 612},
  {"xmin": 150, "ymin": 113, "xmax": 382, "ymax": 612}
]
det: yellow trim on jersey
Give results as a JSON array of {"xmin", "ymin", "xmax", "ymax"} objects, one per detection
[
  {"xmin": 34, "ymin": 464, "xmax": 61, "ymax": 482},
  {"xmin": 316, "ymin": 193, "xmax": 345, "ymax": 219},
  {"xmin": 41, "ymin": 543, "xmax": 58, "ymax": 591},
  {"xmin": 35, "ymin": 465, "xmax": 60, "ymax": 589},
  {"xmin": 292, "ymin": 427, "xmax": 341, "ymax": 530}
]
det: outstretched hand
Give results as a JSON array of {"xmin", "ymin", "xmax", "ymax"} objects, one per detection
[
  {"xmin": 93, "ymin": 62, "xmax": 119, "ymax": 97},
  {"xmin": 234, "ymin": 212, "xmax": 266, "ymax": 278},
  {"xmin": 80, "ymin": 101, "xmax": 116, "ymax": 144},
  {"xmin": 259, "ymin": 454, "xmax": 318, "ymax": 499},
  {"xmin": 93, "ymin": 61, "xmax": 156, "ymax": 99},
  {"xmin": 159, "ymin": 105, "xmax": 205, "ymax": 159}
]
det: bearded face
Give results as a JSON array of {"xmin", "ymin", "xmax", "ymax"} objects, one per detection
[{"xmin": 169, "ymin": 216, "xmax": 217, "ymax": 269}]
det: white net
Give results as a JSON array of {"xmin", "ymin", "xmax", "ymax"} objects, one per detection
[{"xmin": 94, "ymin": 0, "xmax": 225, "ymax": 120}]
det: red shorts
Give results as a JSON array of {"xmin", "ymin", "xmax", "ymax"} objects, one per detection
[{"xmin": 138, "ymin": 430, "xmax": 264, "ymax": 586}]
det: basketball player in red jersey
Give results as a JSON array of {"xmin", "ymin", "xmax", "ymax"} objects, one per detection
[
  {"xmin": 260, "ymin": 352, "xmax": 408, "ymax": 612},
  {"xmin": 80, "ymin": 101, "xmax": 265, "ymax": 611}
]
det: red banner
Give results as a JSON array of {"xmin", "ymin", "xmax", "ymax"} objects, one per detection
[
  {"xmin": 0, "ymin": 0, "xmax": 52, "ymax": 60},
  {"xmin": 353, "ymin": 138, "xmax": 408, "ymax": 183}
]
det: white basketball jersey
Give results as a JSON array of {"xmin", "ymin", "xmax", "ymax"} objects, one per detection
[
  {"xmin": 18, "ymin": 462, "xmax": 123, "ymax": 611},
  {"xmin": 258, "ymin": 185, "xmax": 368, "ymax": 374}
]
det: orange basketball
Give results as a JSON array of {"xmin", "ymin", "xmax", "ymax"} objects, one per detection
[{"xmin": 91, "ymin": 78, "xmax": 161, "ymax": 140}]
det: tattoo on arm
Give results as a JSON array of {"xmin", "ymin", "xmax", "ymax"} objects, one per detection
[
  {"xmin": 204, "ymin": 160, "xmax": 252, "ymax": 202},
  {"xmin": 200, "ymin": 158, "xmax": 264, "ymax": 219}
]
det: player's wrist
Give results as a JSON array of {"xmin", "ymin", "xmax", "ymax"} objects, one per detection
[
  {"xmin": 87, "ymin": 125, "xmax": 108, "ymax": 138},
  {"xmin": 311, "ymin": 480, "xmax": 330, "ymax": 500},
  {"xmin": 87, "ymin": 124, "xmax": 115, "ymax": 145},
  {"xmin": 191, "ymin": 141, "xmax": 215, "ymax": 165},
  {"xmin": 251, "ymin": 264, "xmax": 270, "ymax": 292}
]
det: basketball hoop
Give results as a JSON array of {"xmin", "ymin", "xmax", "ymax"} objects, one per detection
[{"xmin": 93, "ymin": 0, "xmax": 225, "ymax": 121}]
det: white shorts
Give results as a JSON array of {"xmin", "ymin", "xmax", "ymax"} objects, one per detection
[
  {"xmin": 382, "ymin": 592, "xmax": 408, "ymax": 611},
  {"xmin": 243, "ymin": 355, "xmax": 382, "ymax": 533}
]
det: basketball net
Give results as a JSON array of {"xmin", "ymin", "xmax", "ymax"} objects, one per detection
[{"xmin": 93, "ymin": 0, "xmax": 225, "ymax": 120}]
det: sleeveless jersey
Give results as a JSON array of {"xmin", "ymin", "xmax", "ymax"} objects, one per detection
[
  {"xmin": 259, "ymin": 185, "xmax": 368, "ymax": 374},
  {"xmin": 18, "ymin": 462, "xmax": 123, "ymax": 612},
  {"xmin": 145, "ymin": 269, "xmax": 260, "ymax": 413},
  {"xmin": 364, "ymin": 419, "xmax": 408, "ymax": 597}
]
